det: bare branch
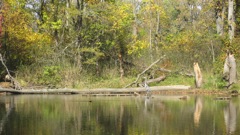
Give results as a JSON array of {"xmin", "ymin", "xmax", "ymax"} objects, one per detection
[
  {"xmin": 0, "ymin": 54, "xmax": 22, "ymax": 90},
  {"xmin": 124, "ymin": 55, "xmax": 165, "ymax": 88}
]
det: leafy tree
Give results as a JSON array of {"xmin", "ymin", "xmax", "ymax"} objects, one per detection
[
  {"xmin": 1, "ymin": 0, "xmax": 51, "ymax": 69},
  {"xmin": 0, "ymin": 0, "xmax": 240, "ymax": 87}
]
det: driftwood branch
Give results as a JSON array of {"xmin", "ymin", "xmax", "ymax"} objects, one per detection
[
  {"xmin": 0, "ymin": 85, "xmax": 191, "ymax": 94},
  {"xmin": 124, "ymin": 55, "xmax": 165, "ymax": 88},
  {"xmin": 0, "ymin": 54, "xmax": 22, "ymax": 90}
]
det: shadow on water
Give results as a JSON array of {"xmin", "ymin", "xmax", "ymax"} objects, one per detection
[{"xmin": 0, "ymin": 94, "xmax": 239, "ymax": 135}]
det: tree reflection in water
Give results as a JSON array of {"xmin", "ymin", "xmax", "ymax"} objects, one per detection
[
  {"xmin": 144, "ymin": 97, "xmax": 151, "ymax": 113},
  {"xmin": 194, "ymin": 96, "xmax": 203, "ymax": 127},
  {"xmin": 0, "ymin": 95, "xmax": 239, "ymax": 135},
  {"xmin": 224, "ymin": 100, "xmax": 237, "ymax": 135},
  {"xmin": 0, "ymin": 96, "xmax": 14, "ymax": 134}
]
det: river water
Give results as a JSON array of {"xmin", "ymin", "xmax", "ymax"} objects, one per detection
[{"xmin": 0, "ymin": 94, "xmax": 239, "ymax": 135}]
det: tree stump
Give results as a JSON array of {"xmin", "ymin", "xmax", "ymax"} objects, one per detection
[
  {"xmin": 223, "ymin": 52, "xmax": 237, "ymax": 88},
  {"xmin": 193, "ymin": 62, "xmax": 203, "ymax": 88}
]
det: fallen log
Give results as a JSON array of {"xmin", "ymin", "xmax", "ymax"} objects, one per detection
[
  {"xmin": 0, "ymin": 85, "xmax": 191, "ymax": 94},
  {"xmin": 146, "ymin": 75, "xmax": 166, "ymax": 84}
]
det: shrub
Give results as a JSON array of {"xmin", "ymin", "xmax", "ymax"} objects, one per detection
[{"xmin": 40, "ymin": 66, "xmax": 61, "ymax": 87}]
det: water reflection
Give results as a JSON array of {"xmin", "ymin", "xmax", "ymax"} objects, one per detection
[
  {"xmin": 194, "ymin": 96, "xmax": 203, "ymax": 127},
  {"xmin": 0, "ymin": 95, "xmax": 239, "ymax": 135},
  {"xmin": 224, "ymin": 100, "xmax": 237, "ymax": 135},
  {"xmin": 144, "ymin": 97, "xmax": 152, "ymax": 112},
  {"xmin": 0, "ymin": 96, "xmax": 14, "ymax": 135}
]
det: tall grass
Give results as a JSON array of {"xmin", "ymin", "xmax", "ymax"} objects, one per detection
[
  {"xmin": 15, "ymin": 57, "xmax": 240, "ymax": 91},
  {"xmin": 16, "ymin": 63, "xmax": 135, "ymax": 89}
]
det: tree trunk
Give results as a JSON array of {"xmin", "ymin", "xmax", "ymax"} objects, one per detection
[
  {"xmin": 132, "ymin": 0, "xmax": 138, "ymax": 37},
  {"xmin": 74, "ymin": 0, "xmax": 84, "ymax": 71},
  {"xmin": 155, "ymin": 6, "xmax": 161, "ymax": 45},
  {"xmin": 228, "ymin": 54, "xmax": 237, "ymax": 85},
  {"xmin": 0, "ymin": 1, "xmax": 2, "ymax": 47},
  {"xmin": 223, "ymin": 52, "xmax": 237, "ymax": 88},
  {"xmin": 75, "ymin": 0, "xmax": 84, "ymax": 31},
  {"xmin": 216, "ymin": 0, "xmax": 226, "ymax": 36},
  {"xmin": 149, "ymin": 1, "xmax": 153, "ymax": 62},
  {"xmin": 223, "ymin": 55, "xmax": 230, "ymax": 81},
  {"xmin": 228, "ymin": 0, "xmax": 235, "ymax": 42},
  {"xmin": 193, "ymin": 62, "xmax": 203, "ymax": 88},
  {"xmin": 66, "ymin": 0, "xmax": 70, "ymax": 27},
  {"xmin": 236, "ymin": 0, "xmax": 240, "ymax": 36},
  {"xmin": 118, "ymin": 53, "xmax": 124, "ymax": 79},
  {"xmin": 53, "ymin": 0, "xmax": 59, "ymax": 45}
]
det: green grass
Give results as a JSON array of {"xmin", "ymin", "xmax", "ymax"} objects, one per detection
[
  {"xmin": 74, "ymin": 76, "xmax": 135, "ymax": 89},
  {"xmin": 156, "ymin": 74, "xmax": 195, "ymax": 87},
  {"xmin": 148, "ymin": 73, "xmax": 240, "ymax": 91},
  {"xmin": 201, "ymin": 74, "xmax": 225, "ymax": 90},
  {"xmin": 16, "ymin": 63, "xmax": 240, "ymax": 92}
]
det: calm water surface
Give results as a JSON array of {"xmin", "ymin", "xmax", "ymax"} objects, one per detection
[{"xmin": 0, "ymin": 94, "xmax": 240, "ymax": 135}]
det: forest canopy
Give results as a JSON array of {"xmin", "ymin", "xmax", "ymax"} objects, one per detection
[{"xmin": 0, "ymin": 0, "xmax": 239, "ymax": 88}]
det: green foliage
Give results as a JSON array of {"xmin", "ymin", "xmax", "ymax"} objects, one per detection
[
  {"xmin": 40, "ymin": 66, "xmax": 61, "ymax": 87},
  {"xmin": 213, "ymin": 55, "xmax": 225, "ymax": 75},
  {"xmin": 202, "ymin": 74, "xmax": 226, "ymax": 90},
  {"xmin": 158, "ymin": 74, "xmax": 195, "ymax": 87},
  {"xmin": 80, "ymin": 47, "xmax": 104, "ymax": 65},
  {"xmin": 2, "ymin": 0, "xmax": 51, "ymax": 68},
  {"xmin": 2, "ymin": 0, "xmax": 240, "ymax": 89}
]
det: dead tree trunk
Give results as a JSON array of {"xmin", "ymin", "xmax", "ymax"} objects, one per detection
[
  {"xmin": 193, "ymin": 62, "xmax": 203, "ymax": 88},
  {"xmin": 216, "ymin": 0, "xmax": 226, "ymax": 36},
  {"xmin": 223, "ymin": 52, "xmax": 237, "ymax": 88},
  {"xmin": 0, "ymin": 54, "xmax": 22, "ymax": 90},
  {"xmin": 228, "ymin": 0, "xmax": 235, "ymax": 43}
]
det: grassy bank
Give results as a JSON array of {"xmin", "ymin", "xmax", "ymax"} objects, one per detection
[{"xmin": 15, "ymin": 65, "xmax": 240, "ymax": 92}]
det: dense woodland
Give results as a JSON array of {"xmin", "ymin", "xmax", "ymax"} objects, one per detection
[{"xmin": 0, "ymin": 0, "xmax": 240, "ymax": 89}]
